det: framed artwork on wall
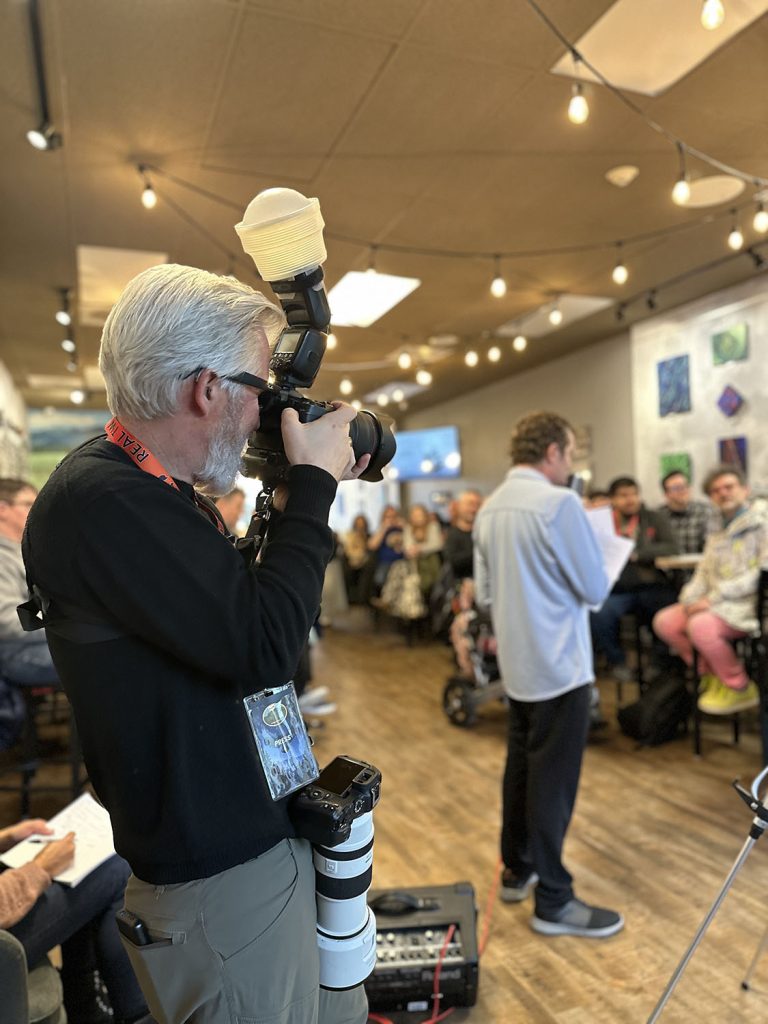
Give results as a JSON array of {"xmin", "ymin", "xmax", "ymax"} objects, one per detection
[
  {"xmin": 718, "ymin": 436, "xmax": 748, "ymax": 476},
  {"xmin": 717, "ymin": 385, "xmax": 745, "ymax": 417},
  {"xmin": 657, "ymin": 354, "xmax": 691, "ymax": 416},
  {"xmin": 659, "ymin": 452, "xmax": 692, "ymax": 482},
  {"xmin": 712, "ymin": 323, "xmax": 749, "ymax": 365}
]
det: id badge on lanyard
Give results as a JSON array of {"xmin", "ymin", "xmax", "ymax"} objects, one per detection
[{"xmin": 243, "ymin": 684, "xmax": 319, "ymax": 801}]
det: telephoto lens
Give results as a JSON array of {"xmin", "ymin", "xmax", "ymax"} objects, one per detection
[{"xmin": 314, "ymin": 812, "xmax": 377, "ymax": 989}]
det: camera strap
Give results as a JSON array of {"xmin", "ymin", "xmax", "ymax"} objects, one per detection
[{"xmin": 104, "ymin": 417, "xmax": 226, "ymax": 535}]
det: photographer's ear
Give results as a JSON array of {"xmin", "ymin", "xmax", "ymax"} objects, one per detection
[{"xmin": 190, "ymin": 369, "xmax": 220, "ymax": 415}]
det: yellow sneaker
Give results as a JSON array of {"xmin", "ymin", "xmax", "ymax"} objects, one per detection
[
  {"xmin": 698, "ymin": 674, "xmax": 719, "ymax": 696},
  {"xmin": 698, "ymin": 680, "xmax": 760, "ymax": 715}
]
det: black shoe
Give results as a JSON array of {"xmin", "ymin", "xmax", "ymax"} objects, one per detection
[
  {"xmin": 531, "ymin": 897, "xmax": 624, "ymax": 938},
  {"xmin": 500, "ymin": 868, "xmax": 538, "ymax": 903}
]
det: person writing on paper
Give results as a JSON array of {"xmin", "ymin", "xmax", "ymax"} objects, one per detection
[
  {"xmin": 473, "ymin": 411, "xmax": 623, "ymax": 938},
  {"xmin": 0, "ymin": 818, "xmax": 150, "ymax": 1023},
  {"xmin": 21, "ymin": 265, "xmax": 371, "ymax": 1024}
]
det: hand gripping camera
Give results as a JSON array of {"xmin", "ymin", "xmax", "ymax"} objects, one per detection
[{"xmin": 235, "ymin": 188, "xmax": 396, "ymax": 491}]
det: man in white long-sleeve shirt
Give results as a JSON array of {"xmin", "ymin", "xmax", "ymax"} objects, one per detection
[{"xmin": 474, "ymin": 412, "xmax": 623, "ymax": 938}]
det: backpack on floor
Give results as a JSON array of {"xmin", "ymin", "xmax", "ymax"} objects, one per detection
[{"xmin": 617, "ymin": 678, "xmax": 693, "ymax": 747}]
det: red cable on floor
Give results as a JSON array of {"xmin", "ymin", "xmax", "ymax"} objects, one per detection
[
  {"xmin": 478, "ymin": 858, "xmax": 503, "ymax": 957},
  {"xmin": 423, "ymin": 922, "xmax": 456, "ymax": 1023}
]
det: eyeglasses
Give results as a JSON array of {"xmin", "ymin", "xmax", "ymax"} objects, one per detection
[{"xmin": 181, "ymin": 367, "xmax": 272, "ymax": 394}]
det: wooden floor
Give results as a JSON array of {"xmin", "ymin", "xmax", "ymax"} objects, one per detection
[{"xmin": 5, "ymin": 610, "xmax": 768, "ymax": 1023}]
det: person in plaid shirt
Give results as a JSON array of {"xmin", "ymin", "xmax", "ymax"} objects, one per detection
[{"xmin": 656, "ymin": 470, "xmax": 713, "ymax": 555}]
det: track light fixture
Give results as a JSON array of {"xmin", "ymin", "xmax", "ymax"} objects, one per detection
[
  {"xmin": 672, "ymin": 143, "xmax": 691, "ymax": 206},
  {"xmin": 612, "ymin": 243, "xmax": 628, "ymax": 285},
  {"xmin": 55, "ymin": 288, "xmax": 71, "ymax": 326},
  {"xmin": 615, "ymin": 304, "xmax": 626, "ymax": 323},
  {"xmin": 138, "ymin": 165, "xmax": 157, "ymax": 209},
  {"xmin": 26, "ymin": 1, "xmax": 62, "ymax": 151},
  {"xmin": 69, "ymin": 389, "xmax": 86, "ymax": 405},
  {"xmin": 60, "ymin": 338, "xmax": 76, "ymax": 353},
  {"xmin": 646, "ymin": 291, "xmax": 658, "ymax": 311},
  {"xmin": 490, "ymin": 255, "xmax": 507, "ymax": 298},
  {"xmin": 748, "ymin": 248, "xmax": 766, "ymax": 269},
  {"xmin": 397, "ymin": 351, "xmax": 412, "ymax": 370}
]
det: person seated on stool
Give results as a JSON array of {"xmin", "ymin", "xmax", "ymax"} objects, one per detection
[
  {"xmin": 0, "ymin": 818, "xmax": 151, "ymax": 1024},
  {"xmin": 0, "ymin": 479, "xmax": 59, "ymax": 687},
  {"xmin": 590, "ymin": 476, "xmax": 677, "ymax": 685},
  {"xmin": 653, "ymin": 465, "xmax": 768, "ymax": 715}
]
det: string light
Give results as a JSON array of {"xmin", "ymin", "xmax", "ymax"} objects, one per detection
[
  {"xmin": 60, "ymin": 338, "xmax": 76, "ymax": 353},
  {"xmin": 490, "ymin": 255, "xmax": 507, "ymax": 297},
  {"xmin": 512, "ymin": 334, "xmax": 527, "ymax": 352},
  {"xmin": 55, "ymin": 289, "xmax": 71, "ymax": 326},
  {"xmin": 754, "ymin": 203, "xmax": 768, "ymax": 234},
  {"xmin": 727, "ymin": 211, "xmax": 744, "ymax": 250},
  {"xmin": 138, "ymin": 165, "xmax": 157, "ymax": 209},
  {"xmin": 612, "ymin": 243, "xmax": 628, "ymax": 285},
  {"xmin": 326, "ymin": 332, "xmax": 338, "ymax": 350},
  {"xmin": 701, "ymin": 0, "xmax": 725, "ymax": 30},
  {"xmin": 339, "ymin": 378, "xmax": 353, "ymax": 395},
  {"xmin": 465, "ymin": 350, "xmax": 479, "ymax": 367},
  {"xmin": 397, "ymin": 351, "xmax": 412, "ymax": 370},
  {"xmin": 548, "ymin": 301, "xmax": 563, "ymax": 326},
  {"xmin": 415, "ymin": 368, "xmax": 432, "ymax": 387},
  {"xmin": 488, "ymin": 345, "xmax": 501, "ymax": 362},
  {"xmin": 672, "ymin": 144, "xmax": 691, "ymax": 206}
]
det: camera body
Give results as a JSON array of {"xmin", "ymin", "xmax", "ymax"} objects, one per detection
[
  {"xmin": 240, "ymin": 268, "xmax": 395, "ymax": 487},
  {"xmin": 290, "ymin": 754, "xmax": 381, "ymax": 848}
]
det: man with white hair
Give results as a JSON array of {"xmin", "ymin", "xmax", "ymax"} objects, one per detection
[{"xmin": 22, "ymin": 264, "xmax": 370, "ymax": 1024}]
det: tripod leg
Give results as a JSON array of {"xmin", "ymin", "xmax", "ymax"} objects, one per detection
[
  {"xmin": 742, "ymin": 921, "xmax": 768, "ymax": 991},
  {"xmin": 647, "ymin": 833, "xmax": 758, "ymax": 1023}
]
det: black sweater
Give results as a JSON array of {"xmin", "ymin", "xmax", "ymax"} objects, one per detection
[{"xmin": 22, "ymin": 437, "xmax": 336, "ymax": 884}]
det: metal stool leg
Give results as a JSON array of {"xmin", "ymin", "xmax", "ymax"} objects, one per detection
[{"xmin": 742, "ymin": 922, "xmax": 768, "ymax": 991}]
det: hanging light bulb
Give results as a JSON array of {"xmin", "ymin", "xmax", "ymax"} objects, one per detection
[
  {"xmin": 326, "ymin": 332, "xmax": 338, "ymax": 350},
  {"xmin": 490, "ymin": 255, "xmax": 507, "ymax": 298},
  {"xmin": 488, "ymin": 345, "xmax": 501, "ymax": 362},
  {"xmin": 397, "ymin": 351, "xmax": 412, "ymax": 370},
  {"xmin": 754, "ymin": 203, "xmax": 768, "ymax": 234},
  {"xmin": 138, "ymin": 164, "xmax": 157, "ymax": 209},
  {"xmin": 465, "ymin": 350, "xmax": 479, "ymax": 367},
  {"xmin": 568, "ymin": 83, "xmax": 589, "ymax": 125},
  {"xmin": 415, "ymin": 368, "xmax": 432, "ymax": 387},
  {"xmin": 701, "ymin": 0, "xmax": 725, "ymax": 30},
  {"xmin": 392, "ymin": 388, "xmax": 405, "ymax": 403},
  {"xmin": 612, "ymin": 243, "xmax": 628, "ymax": 285},
  {"xmin": 728, "ymin": 212, "xmax": 744, "ymax": 250},
  {"xmin": 672, "ymin": 143, "xmax": 691, "ymax": 205},
  {"xmin": 70, "ymin": 389, "xmax": 86, "ymax": 405},
  {"xmin": 55, "ymin": 289, "xmax": 71, "ymax": 326},
  {"xmin": 351, "ymin": 399, "xmax": 362, "ymax": 411},
  {"xmin": 548, "ymin": 302, "xmax": 563, "ymax": 327},
  {"xmin": 377, "ymin": 393, "xmax": 390, "ymax": 407},
  {"xmin": 61, "ymin": 338, "xmax": 76, "ymax": 353},
  {"xmin": 339, "ymin": 378, "xmax": 353, "ymax": 395},
  {"xmin": 512, "ymin": 334, "xmax": 527, "ymax": 352}
]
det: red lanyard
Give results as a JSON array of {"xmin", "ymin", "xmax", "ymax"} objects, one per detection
[{"xmin": 104, "ymin": 417, "xmax": 225, "ymax": 534}]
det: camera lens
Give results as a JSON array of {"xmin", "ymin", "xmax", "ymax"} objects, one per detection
[{"xmin": 350, "ymin": 412, "xmax": 396, "ymax": 482}]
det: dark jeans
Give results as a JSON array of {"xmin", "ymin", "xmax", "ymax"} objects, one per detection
[
  {"xmin": 590, "ymin": 587, "xmax": 676, "ymax": 667},
  {"xmin": 0, "ymin": 638, "xmax": 60, "ymax": 686},
  {"xmin": 8, "ymin": 853, "xmax": 147, "ymax": 1020},
  {"xmin": 501, "ymin": 684, "xmax": 590, "ymax": 915}
]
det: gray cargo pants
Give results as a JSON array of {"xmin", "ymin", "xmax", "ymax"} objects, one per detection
[{"xmin": 120, "ymin": 837, "xmax": 368, "ymax": 1024}]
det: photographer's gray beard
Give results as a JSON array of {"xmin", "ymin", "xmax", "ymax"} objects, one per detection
[{"xmin": 196, "ymin": 399, "xmax": 248, "ymax": 497}]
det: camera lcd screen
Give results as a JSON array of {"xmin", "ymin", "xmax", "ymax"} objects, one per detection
[
  {"xmin": 276, "ymin": 329, "xmax": 304, "ymax": 355},
  {"xmin": 319, "ymin": 758, "xmax": 362, "ymax": 795}
]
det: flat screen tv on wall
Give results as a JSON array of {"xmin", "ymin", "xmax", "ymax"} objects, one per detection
[{"xmin": 390, "ymin": 425, "xmax": 461, "ymax": 481}]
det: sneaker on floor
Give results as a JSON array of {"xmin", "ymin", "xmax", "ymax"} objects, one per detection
[
  {"xmin": 298, "ymin": 685, "xmax": 331, "ymax": 705},
  {"xmin": 698, "ymin": 679, "xmax": 759, "ymax": 715},
  {"xmin": 500, "ymin": 869, "xmax": 538, "ymax": 903},
  {"xmin": 531, "ymin": 898, "xmax": 624, "ymax": 938}
]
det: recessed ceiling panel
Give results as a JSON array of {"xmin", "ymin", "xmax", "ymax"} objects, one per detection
[{"xmin": 77, "ymin": 246, "xmax": 168, "ymax": 328}]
